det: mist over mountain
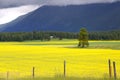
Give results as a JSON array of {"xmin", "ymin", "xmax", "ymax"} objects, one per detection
[{"xmin": 1, "ymin": 2, "xmax": 120, "ymax": 32}]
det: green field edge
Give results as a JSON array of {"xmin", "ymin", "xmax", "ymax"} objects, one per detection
[{"xmin": 1, "ymin": 76, "xmax": 119, "ymax": 80}]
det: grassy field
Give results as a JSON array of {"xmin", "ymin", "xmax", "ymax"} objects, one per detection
[{"xmin": 0, "ymin": 39, "xmax": 120, "ymax": 80}]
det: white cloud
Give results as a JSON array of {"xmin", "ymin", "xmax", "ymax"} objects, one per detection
[
  {"xmin": 45, "ymin": 0, "xmax": 119, "ymax": 6},
  {"xmin": 0, "ymin": 5, "xmax": 40, "ymax": 25}
]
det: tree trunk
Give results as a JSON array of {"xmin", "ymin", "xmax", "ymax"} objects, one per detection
[
  {"xmin": 82, "ymin": 42, "xmax": 85, "ymax": 48},
  {"xmin": 78, "ymin": 42, "xmax": 81, "ymax": 47}
]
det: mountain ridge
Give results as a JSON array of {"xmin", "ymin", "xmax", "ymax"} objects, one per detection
[{"xmin": 1, "ymin": 2, "xmax": 120, "ymax": 32}]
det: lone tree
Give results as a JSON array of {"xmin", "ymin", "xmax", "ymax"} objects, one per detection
[{"xmin": 78, "ymin": 28, "xmax": 89, "ymax": 48}]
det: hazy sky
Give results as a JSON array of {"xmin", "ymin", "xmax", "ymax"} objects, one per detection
[{"xmin": 0, "ymin": 0, "xmax": 119, "ymax": 25}]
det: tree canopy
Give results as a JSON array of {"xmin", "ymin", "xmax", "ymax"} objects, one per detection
[{"xmin": 78, "ymin": 28, "xmax": 89, "ymax": 48}]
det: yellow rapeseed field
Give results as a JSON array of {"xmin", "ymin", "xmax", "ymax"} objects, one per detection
[{"xmin": 0, "ymin": 41, "xmax": 120, "ymax": 79}]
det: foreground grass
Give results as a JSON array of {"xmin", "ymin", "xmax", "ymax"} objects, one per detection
[
  {"xmin": 3, "ymin": 76, "xmax": 120, "ymax": 80},
  {"xmin": 0, "ymin": 75, "xmax": 118, "ymax": 80}
]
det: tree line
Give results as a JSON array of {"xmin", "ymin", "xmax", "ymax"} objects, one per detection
[
  {"xmin": 89, "ymin": 30, "xmax": 120, "ymax": 40},
  {"xmin": 0, "ymin": 30, "xmax": 120, "ymax": 42}
]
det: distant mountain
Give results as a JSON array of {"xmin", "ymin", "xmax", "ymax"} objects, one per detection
[{"xmin": 1, "ymin": 2, "xmax": 120, "ymax": 32}]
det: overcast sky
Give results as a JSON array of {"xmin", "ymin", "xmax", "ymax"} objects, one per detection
[
  {"xmin": 0, "ymin": 0, "xmax": 119, "ymax": 25},
  {"xmin": 0, "ymin": 0, "xmax": 119, "ymax": 8}
]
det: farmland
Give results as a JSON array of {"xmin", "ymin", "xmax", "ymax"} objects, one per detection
[{"xmin": 0, "ymin": 40, "xmax": 120, "ymax": 80}]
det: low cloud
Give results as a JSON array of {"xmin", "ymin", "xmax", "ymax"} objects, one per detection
[
  {"xmin": 0, "ymin": 0, "xmax": 119, "ymax": 8},
  {"xmin": 45, "ymin": 0, "xmax": 119, "ymax": 6},
  {"xmin": 0, "ymin": 5, "xmax": 40, "ymax": 25}
]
